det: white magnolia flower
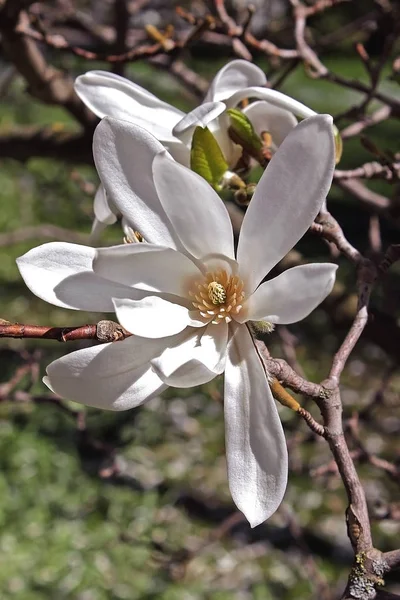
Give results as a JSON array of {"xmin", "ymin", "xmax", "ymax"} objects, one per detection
[
  {"xmin": 75, "ymin": 60, "xmax": 317, "ymax": 235},
  {"xmin": 17, "ymin": 114, "xmax": 337, "ymax": 527}
]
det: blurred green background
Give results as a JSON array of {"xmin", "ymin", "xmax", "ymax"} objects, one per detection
[{"xmin": 1, "ymin": 5, "xmax": 400, "ymax": 598}]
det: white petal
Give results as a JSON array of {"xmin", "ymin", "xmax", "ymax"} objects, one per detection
[
  {"xmin": 237, "ymin": 115, "xmax": 335, "ymax": 292},
  {"xmin": 163, "ymin": 139, "xmax": 191, "ymax": 167},
  {"xmin": 237, "ymin": 263, "xmax": 337, "ymax": 324},
  {"xmin": 16, "ymin": 242, "xmax": 141, "ymax": 311},
  {"xmin": 224, "ymin": 324, "xmax": 288, "ymax": 527},
  {"xmin": 90, "ymin": 186, "xmax": 118, "ymax": 243},
  {"xmin": 121, "ymin": 218, "xmax": 136, "ymax": 242},
  {"xmin": 225, "ymin": 86, "xmax": 316, "ymax": 119},
  {"xmin": 94, "ymin": 244, "xmax": 202, "ymax": 297},
  {"xmin": 113, "ymin": 296, "xmax": 191, "ymax": 338},
  {"xmin": 151, "ymin": 322, "xmax": 228, "ymax": 387},
  {"xmin": 93, "ymin": 118, "xmax": 182, "ymax": 250},
  {"xmin": 75, "ymin": 70, "xmax": 183, "ymax": 141},
  {"xmin": 152, "ymin": 153, "xmax": 235, "ymax": 260},
  {"xmin": 242, "ymin": 100, "xmax": 297, "ymax": 148},
  {"xmin": 172, "ymin": 101, "xmax": 226, "ymax": 146},
  {"xmin": 90, "ymin": 218, "xmax": 108, "ymax": 242},
  {"xmin": 201, "ymin": 253, "xmax": 239, "ymax": 275},
  {"xmin": 204, "ymin": 60, "xmax": 267, "ymax": 103},
  {"xmin": 44, "ymin": 335, "xmax": 168, "ymax": 410},
  {"xmin": 208, "ymin": 116, "xmax": 242, "ymax": 167},
  {"xmin": 93, "ymin": 185, "xmax": 118, "ymax": 225}
]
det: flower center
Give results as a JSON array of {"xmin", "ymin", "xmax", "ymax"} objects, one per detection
[
  {"xmin": 207, "ymin": 282, "xmax": 227, "ymax": 305},
  {"xmin": 189, "ymin": 270, "xmax": 245, "ymax": 325}
]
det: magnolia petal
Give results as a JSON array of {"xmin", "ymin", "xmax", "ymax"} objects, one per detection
[
  {"xmin": 93, "ymin": 118, "xmax": 182, "ymax": 250},
  {"xmin": 237, "ymin": 115, "xmax": 335, "ymax": 292},
  {"xmin": 44, "ymin": 335, "xmax": 168, "ymax": 410},
  {"xmin": 121, "ymin": 219, "xmax": 136, "ymax": 243},
  {"xmin": 224, "ymin": 324, "xmax": 288, "ymax": 527},
  {"xmin": 188, "ymin": 310, "xmax": 212, "ymax": 327},
  {"xmin": 90, "ymin": 218, "xmax": 108, "ymax": 242},
  {"xmin": 163, "ymin": 139, "xmax": 191, "ymax": 167},
  {"xmin": 225, "ymin": 86, "xmax": 316, "ymax": 120},
  {"xmin": 94, "ymin": 244, "xmax": 202, "ymax": 297},
  {"xmin": 75, "ymin": 70, "xmax": 183, "ymax": 141},
  {"xmin": 237, "ymin": 263, "xmax": 337, "ymax": 324},
  {"xmin": 152, "ymin": 153, "xmax": 235, "ymax": 260},
  {"xmin": 204, "ymin": 60, "xmax": 267, "ymax": 103},
  {"xmin": 90, "ymin": 186, "xmax": 118, "ymax": 243},
  {"xmin": 172, "ymin": 101, "xmax": 226, "ymax": 146},
  {"xmin": 201, "ymin": 253, "xmax": 239, "ymax": 276},
  {"xmin": 208, "ymin": 115, "xmax": 242, "ymax": 167},
  {"xmin": 16, "ymin": 241, "xmax": 141, "ymax": 311},
  {"xmin": 113, "ymin": 296, "xmax": 191, "ymax": 338},
  {"xmin": 93, "ymin": 185, "xmax": 118, "ymax": 225},
  {"xmin": 242, "ymin": 100, "xmax": 297, "ymax": 148},
  {"xmin": 151, "ymin": 322, "xmax": 228, "ymax": 387}
]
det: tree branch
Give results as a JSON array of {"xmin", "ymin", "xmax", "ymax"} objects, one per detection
[
  {"xmin": 0, "ymin": 128, "xmax": 94, "ymax": 164},
  {"xmin": 0, "ymin": 11, "xmax": 95, "ymax": 127},
  {"xmin": 0, "ymin": 320, "xmax": 131, "ymax": 342}
]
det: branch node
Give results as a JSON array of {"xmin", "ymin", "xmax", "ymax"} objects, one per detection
[{"xmin": 96, "ymin": 320, "xmax": 130, "ymax": 342}]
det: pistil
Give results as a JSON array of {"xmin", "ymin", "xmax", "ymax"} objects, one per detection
[{"xmin": 207, "ymin": 282, "xmax": 227, "ymax": 305}]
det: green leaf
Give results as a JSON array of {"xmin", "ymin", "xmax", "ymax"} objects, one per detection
[
  {"xmin": 227, "ymin": 108, "xmax": 263, "ymax": 151},
  {"xmin": 190, "ymin": 126, "xmax": 228, "ymax": 189}
]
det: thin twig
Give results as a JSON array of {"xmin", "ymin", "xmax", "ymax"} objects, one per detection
[
  {"xmin": 0, "ymin": 321, "xmax": 131, "ymax": 342},
  {"xmin": 329, "ymin": 260, "xmax": 376, "ymax": 381},
  {"xmin": 334, "ymin": 161, "xmax": 400, "ymax": 181}
]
